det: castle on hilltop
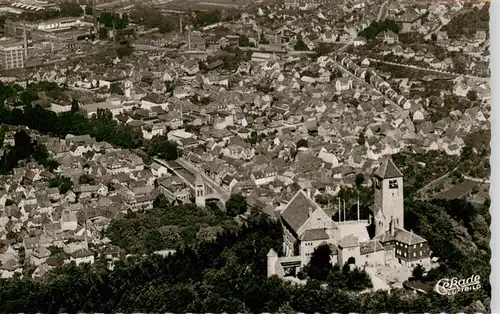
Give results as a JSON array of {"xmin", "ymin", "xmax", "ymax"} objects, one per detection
[{"xmin": 267, "ymin": 157, "xmax": 431, "ymax": 278}]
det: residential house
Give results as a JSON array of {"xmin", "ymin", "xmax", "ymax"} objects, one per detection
[
  {"xmin": 453, "ymin": 82, "xmax": 470, "ymax": 97},
  {"xmin": 222, "ymin": 144, "xmax": 254, "ymax": 160},
  {"xmin": 141, "ymin": 93, "xmax": 170, "ymax": 111},
  {"xmin": 394, "ymin": 10, "xmax": 425, "ymax": 33},
  {"xmin": 317, "ymin": 147, "xmax": 340, "ymax": 167},
  {"xmin": 335, "ymin": 78, "xmax": 353, "ymax": 91},
  {"xmin": 142, "ymin": 123, "xmax": 167, "ymax": 140},
  {"xmin": 211, "ymin": 112, "xmax": 235, "ymax": 130},
  {"xmin": 475, "ymin": 30, "xmax": 487, "ymax": 42},
  {"xmin": 181, "ymin": 59, "xmax": 200, "ymax": 76},
  {"xmin": 151, "ymin": 162, "xmax": 169, "ymax": 178},
  {"xmin": 0, "ymin": 259, "xmax": 22, "ymax": 278},
  {"xmin": 251, "ymin": 167, "xmax": 278, "ymax": 186},
  {"xmin": 60, "ymin": 211, "xmax": 78, "ymax": 231},
  {"xmin": 381, "ymin": 31, "xmax": 399, "ymax": 44},
  {"xmin": 30, "ymin": 246, "xmax": 51, "ymax": 266},
  {"xmin": 69, "ymin": 248, "xmax": 95, "ymax": 265}
]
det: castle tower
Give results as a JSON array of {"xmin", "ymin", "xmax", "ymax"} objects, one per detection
[
  {"xmin": 195, "ymin": 173, "xmax": 206, "ymax": 208},
  {"xmin": 372, "ymin": 157, "xmax": 404, "ymax": 237}
]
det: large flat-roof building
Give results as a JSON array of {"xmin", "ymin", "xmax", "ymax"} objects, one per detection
[
  {"xmin": 0, "ymin": 39, "xmax": 25, "ymax": 70},
  {"xmin": 81, "ymin": 101, "xmax": 124, "ymax": 119},
  {"xmin": 11, "ymin": 0, "xmax": 58, "ymax": 11},
  {"xmin": 5, "ymin": 17, "xmax": 81, "ymax": 37}
]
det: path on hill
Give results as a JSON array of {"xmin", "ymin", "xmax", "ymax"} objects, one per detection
[
  {"xmin": 415, "ymin": 167, "xmax": 457, "ymax": 198},
  {"xmin": 366, "ymin": 58, "xmax": 488, "ymax": 82},
  {"xmin": 365, "ymin": 267, "xmax": 391, "ymax": 291}
]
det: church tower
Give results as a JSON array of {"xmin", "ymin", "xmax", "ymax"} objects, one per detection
[
  {"xmin": 124, "ymin": 80, "xmax": 133, "ymax": 99},
  {"xmin": 372, "ymin": 157, "xmax": 404, "ymax": 237},
  {"xmin": 195, "ymin": 173, "xmax": 206, "ymax": 208}
]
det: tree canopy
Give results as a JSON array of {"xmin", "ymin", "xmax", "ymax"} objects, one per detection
[
  {"xmin": 444, "ymin": 5, "xmax": 489, "ymax": 39},
  {"xmin": 146, "ymin": 135, "xmax": 179, "ymax": 161},
  {"xmin": 99, "ymin": 12, "xmax": 129, "ymax": 29},
  {"xmin": 48, "ymin": 175, "xmax": 73, "ymax": 194},
  {"xmin": 106, "ymin": 203, "xmax": 237, "ymax": 254},
  {"xmin": 225, "ymin": 194, "xmax": 247, "ymax": 217},
  {"xmin": 358, "ymin": 19, "xmax": 400, "ymax": 40},
  {"xmin": 306, "ymin": 244, "xmax": 333, "ymax": 281},
  {"xmin": 194, "ymin": 10, "xmax": 221, "ymax": 28},
  {"xmin": 238, "ymin": 34, "xmax": 254, "ymax": 47},
  {"xmin": 129, "ymin": 5, "xmax": 175, "ymax": 33},
  {"xmin": 294, "ymin": 38, "xmax": 309, "ymax": 51},
  {"xmin": 0, "ymin": 129, "xmax": 58, "ymax": 174},
  {"xmin": 296, "ymin": 138, "xmax": 308, "ymax": 148},
  {"xmin": 315, "ymin": 42, "xmax": 334, "ymax": 56}
]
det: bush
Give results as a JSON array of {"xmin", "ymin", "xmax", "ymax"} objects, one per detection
[
  {"xmin": 412, "ymin": 264, "xmax": 425, "ymax": 280},
  {"xmin": 294, "ymin": 39, "xmax": 309, "ymax": 51},
  {"xmin": 306, "ymin": 244, "xmax": 333, "ymax": 281},
  {"xmin": 296, "ymin": 139, "xmax": 308, "ymax": 148},
  {"xmin": 226, "ymin": 194, "xmax": 247, "ymax": 217},
  {"xmin": 358, "ymin": 19, "xmax": 400, "ymax": 40}
]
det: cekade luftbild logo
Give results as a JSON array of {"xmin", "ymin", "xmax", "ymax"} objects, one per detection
[{"xmin": 434, "ymin": 275, "xmax": 481, "ymax": 295}]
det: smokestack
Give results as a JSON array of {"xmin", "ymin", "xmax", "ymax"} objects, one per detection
[
  {"xmin": 180, "ymin": 101, "xmax": 183, "ymax": 122},
  {"xmin": 112, "ymin": 10, "xmax": 116, "ymax": 57},
  {"xmin": 84, "ymin": 218, "xmax": 89, "ymax": 250},
  {"xmin": 93, "ymin": 0, "xmax": 98, "ymax": 35},
  {"xmin": 343, "ymin": 200, "xmax": 346, "ymax": 222},
  {"xmin": 257, "ymin": 27, "xmax": 260, "ymax": 47},
  {"xmin": 357, "ymin": 197, "xmax": 360, "ymax": 222},
  {"xmin": 22, "ymin": 22, "xmax": 28, "ymax": 62},
  {"xmin": 179, "ymin": 14, "xmax": 183, "ymax": 34},
  {"xmin": 188, "ymin": 25, "xmax": 191, "ymax": 50},
  {"xmin": 338, "ymin": 198, "xmax": 341, "ymax": 223}
]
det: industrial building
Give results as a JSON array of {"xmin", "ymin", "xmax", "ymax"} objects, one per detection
[{"xmin": 0, "ymin": 39, "xmax": 26, "ymax": 70}]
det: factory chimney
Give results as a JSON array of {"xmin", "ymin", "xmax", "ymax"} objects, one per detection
[
  {"xmin": 179, "ymin": 14, "xmax": 183, "ymax": 34},
  {"xmin": 22, "ymin": 22, "xmax": 28, "ymax": 62},
  {"xmin": 112, "ymin": 13, "xmax": 116, "ymax": 57},
  {"xmin": 357, "ymin": 197, "xmax": 360, "ymax": 222},
  {"xmin": 343, "ymin": 199, "xmax": 346, "ymax": 222},
  {"xmin": 338, "ymin": 197, "xmax": 341, "ymax": 223},
  {"xmin": 187, "ymin": 10, "xmax": 192, "ymax": 49},
  {"xmin": 93, "ymin": 0, "xmax": 98, "ymax": 35}
]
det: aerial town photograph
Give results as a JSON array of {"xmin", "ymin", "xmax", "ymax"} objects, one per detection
[{"xmin": 0, "ymin": 0, "xmax": 492, "ymax": 312}]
